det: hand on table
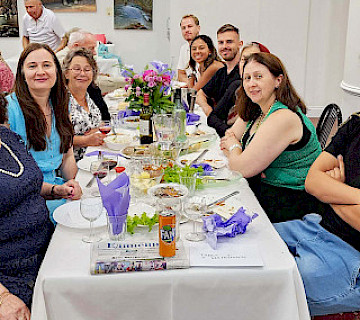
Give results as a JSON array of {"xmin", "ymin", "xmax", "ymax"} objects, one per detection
[
  {"xmin": 0, "ymin": 293, "xmax": 30, "ymax": 320},
  {"xmin": 55, "ymin": 179, "xmax": 82, "ymax": 200},
  {"xmin": 325, "ymin": 154, "xmax": 345, "ymax": 182},
  {"xmin": 220, "ymin": 131, "xmax": 240, "ymax": 157}
]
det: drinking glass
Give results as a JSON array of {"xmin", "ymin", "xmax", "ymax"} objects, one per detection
[
  {"xmin": 99, "ymin": 120, "xmax": 111, "ymax": 135},
  {"xmin": 179, "ymin": 172, "xmax": 197, "ymax": 196},
  {"xmin": 152, "ymin": 114, "xmax": 176, "ymax": 150},
  {"xmin": 80, "ymin": 196, "xmax": 104, "ymax": 243},
  {"xmin": 89, "ymin": 160, "xmax": 109, "ymax": 196},
  {"xmin": 111, "ymin": 112, "xmax": 124, "ymax": 134},
  {"xmin": 184, "ymin": 196, "xmax": 206, "ymax": 242}
]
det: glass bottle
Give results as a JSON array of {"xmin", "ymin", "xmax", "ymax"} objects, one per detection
[
  {"xmin": 139, "ymin": 93, "xmax": 153, "ymax": 145},
  {"xmin": 173, "ymin": 89, "xmax": 187, "ymax": 143}
]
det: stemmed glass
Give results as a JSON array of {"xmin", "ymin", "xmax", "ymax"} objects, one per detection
[
  {"xmin": 184, "ymin": 196, "xmax": 206, "ymax": 241},
  {"xmin": 89, "ymin": 160, "xmax": 109, "ymax": 196},
  {"xmin": 80, "ymin": 196, "xmax": 104, "ymax": 243},
  {"xmin": 99, "ymin": 120, "xmax": 111, "ymax": 135}
]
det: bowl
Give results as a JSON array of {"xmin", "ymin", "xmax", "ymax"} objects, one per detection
[
  {"xmin": 148, "ymin": 183, "xmax": 189, "ymax": 206},
  {"xmin": 130, "ymin": 169, "xmax": 164, "ymax": 197},
  {"xmin": 104, "ymin": 134, "xmax": 134, "ymax": 151}
]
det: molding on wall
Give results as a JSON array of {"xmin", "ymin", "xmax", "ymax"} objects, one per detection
[
  {"xmin": 340, "ymin": 80, "xmax": 360, "ymax": 97},
  {"xmin": 307, "ymin": 106, "xmax": 324, "ymax": 118}
]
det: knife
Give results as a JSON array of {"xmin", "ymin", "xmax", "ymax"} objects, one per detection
[
  {"xmin": 189, "ymin": 149, "xmax": 209, "ymax": 167},
  {"xmin": 205, "ymin": 191, "xmax": 240, "ymax": 209}
]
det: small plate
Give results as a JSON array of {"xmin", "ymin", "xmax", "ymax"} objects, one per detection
[
  {"xmin": 124, "ymin": 116, "xmax": 140, "ymax": 129},
  {"xmin": 205, "ymin": 194, "xmax": 241, "ymax": 220},
  {"xmin": 178, "ymin": 152, "xmax": 227, "ymax": 170},
  {"xmin": 148, "ymin": 183, "xmax": 189, "ymax": 203},
  {"xmin": 77, "ymin": 155, "xmax": 98, "ymax": 171},
  {"xmin": 53, "ymin": 201, "xmax": 107, "ymax": 229},
  {"xmin": 127, "ymin": 203, "xmax": 157, "ymax": 228}
]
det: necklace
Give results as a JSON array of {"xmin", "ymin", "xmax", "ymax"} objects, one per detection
[
  {"xmin": 241, "ymin": 102, "xmax": 276, "ymax": 148},
  {"xmin": 0, "ymin": 141, "xmax": 24, "ymax": 178}
]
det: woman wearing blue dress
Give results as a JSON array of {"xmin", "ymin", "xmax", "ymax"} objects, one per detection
[{"xmin": 6, "ymin": 43, "xmax": 82, "ymax": 221}]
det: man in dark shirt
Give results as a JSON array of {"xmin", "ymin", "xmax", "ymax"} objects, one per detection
[
  {"xmin": 274, "ymin": 113, "xmax": 360, "ymax": 316},
  {"xmin": 196, "ymin": 24, "xmax": 242, "ymax": 117}
]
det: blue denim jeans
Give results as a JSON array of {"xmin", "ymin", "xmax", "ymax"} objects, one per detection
[{"xmin": 274, "ymin": 214, "xmax": 360, "ymax": 316}]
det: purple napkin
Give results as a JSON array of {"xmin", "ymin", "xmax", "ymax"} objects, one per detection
[
  {"xmin": 85, "ymin": 151, "xmax": 125, "ymax": 158},
  {"xmin": 186, "ymin": 113, "xmax": 200, "ymax": 125},
  {"xmin": 202, "ymin": 207, "xmax": 258, "ymax": 249},
  {"xmin": 125, "ymin": 108, "xmax": 140, "ymax": 117},
  {"xmin": 97, "ymin": 173, "xmax": 130, "ymax": 235},
  {"xmin": 190, "ymin": 163, "xmax": 213, "ymax": 176}
]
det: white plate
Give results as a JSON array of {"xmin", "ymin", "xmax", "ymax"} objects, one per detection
[
  {"xmin": 148, "ymin": 183, "xmax": 189, "ymax": 203},
  {"xmin": 186, "ymin": 126, "xmax": 216, "ymax": 143},
  {"xmin": 53, "ymin": 200, "xmax": 107, "ymax": 229},
  {"xmin": 128, "ymin": 203, "xmax": 157, "ymax": 228},
  {"xmin": 205, "ymin": 194, "xmax": 242, "ymax": 220},
  {"xmin": 107, "ymin": 89, "xmax": 127, "ymax": 100},
  {"xmin": 77, "ymin": 155, "xmax": 98, "ymax": 171},
  {"xmin": 178, "ymin": 152, "xmax": 227, "ymax": 169},
  {"xmin": 124, "ymin": 116, "xmax": 140, "ymax": 129}
]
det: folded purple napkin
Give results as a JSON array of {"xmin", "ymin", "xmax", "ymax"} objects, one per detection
[
  {"xmin": 85, "ymin": 151, "xmax": 126, "ymax": 158},
  {"xmin": 97, "ymin": 173, "xmax": 130, "ymax": 235},
  {"xmin": 202, "ymin": 207, "xmax": 258, "ymax": 249},
  {"xmin": 186, "ymin": 113, "xmax": 200, "ymax": 125},
  {"xmin": 190, "ymin": 163, "xmax": 213, "ymax": 176},
  {"xmin": 125, "ymin": 108, "xmax": 140, "ymax": 117}
]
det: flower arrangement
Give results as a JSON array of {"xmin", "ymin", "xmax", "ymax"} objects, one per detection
[{"xmin": 121, "ymin": 61, "xmax": 175, "ymax": 114}]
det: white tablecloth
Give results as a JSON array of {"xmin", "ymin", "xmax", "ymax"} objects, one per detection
[{"xmin": 31, "ymin": 112, "xmax": 310, "ymax": 320}]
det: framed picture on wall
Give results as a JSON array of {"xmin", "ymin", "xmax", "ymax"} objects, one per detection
[
  {"xmin": 42, "ymin": 0, "xmax": 96, "ymax": 13},
  {"xmin": 114, "ymin": 0, "xmax": 153, "ymax": 30},
  {"xmin": 0, "ymin": 0, "xmax": 19, "ymax": 37}
]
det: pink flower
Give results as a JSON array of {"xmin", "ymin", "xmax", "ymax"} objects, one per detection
[
  {"xmin": 148, "ymin": 80, "xmax": 156, "ymax": 88},
  {"xmin": 124, "ymin": 85, "xmax": 130, "ymax": 91},
  {"xmin": 134, "ymin": 74, "xmax": 140, "ymax": 79}
]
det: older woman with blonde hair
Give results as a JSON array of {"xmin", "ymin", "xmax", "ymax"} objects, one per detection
[{"xmin": 63, "ymin": 48, "xmax": 104, "ymax": 160}]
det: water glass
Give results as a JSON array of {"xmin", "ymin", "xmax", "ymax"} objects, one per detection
[
  {"xmin": 179, "ymin": 173, "xmax": 197, "ymax": 196},
  {"xmin": 107, "ymin": 214, "xmax": 127, "ymax": 241},
  {"xmin": 184, "ymin": 196, "xmax": 206, "ymax": 242},
  {"xmin": 80, "ymin": 196, "xmax": 103, "ymax": 243}
]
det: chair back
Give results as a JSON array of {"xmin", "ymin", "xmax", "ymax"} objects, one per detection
[{"xmin": 316, "ymin": 103, "xmax": 342, "ymax": 149}]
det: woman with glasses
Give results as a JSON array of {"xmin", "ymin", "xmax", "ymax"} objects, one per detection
[
  {"xmin": 6, "ymin": 43, "xmax": 81, "ymax": 222},
  {"xmin": 63, "ymin": 48, "xmax": 104, "ymax": 161}
]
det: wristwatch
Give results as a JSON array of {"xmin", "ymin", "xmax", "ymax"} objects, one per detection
[{"xmin": 229, "ymin": 143, "xmax": 242, "ymax": 152}]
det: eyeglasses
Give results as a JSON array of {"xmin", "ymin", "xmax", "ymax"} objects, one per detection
[{"xmin": 68, "ymin": 67, "xmax": 93, "ymax": 74}]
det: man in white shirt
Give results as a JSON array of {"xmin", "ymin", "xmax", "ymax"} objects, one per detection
[
  {"xmin": 177, "ymin": 14, "xmax": 200, "ymax": 83},
  {"xmin": 22, "ymin": 0, "xmax": 66, "ymax": 52}
]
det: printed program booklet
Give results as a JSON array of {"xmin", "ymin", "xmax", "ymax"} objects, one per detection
[{"xmin": 90, "ymin": 240, "xmax": 189, "ymax": 274}]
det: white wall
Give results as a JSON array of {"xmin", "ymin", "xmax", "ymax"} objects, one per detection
[
  {"xmin": 0, "ymin": 0, "xmax": 350, "ymax": 114},
  {"xmin": 0, "ymin": 0, "xmax": 171, "ymax": 71}
]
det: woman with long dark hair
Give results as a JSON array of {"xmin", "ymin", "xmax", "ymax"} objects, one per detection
[
  {"xmin": 6, "ymin": 43, "xmax": 81, "ymax": 221},
  {"xmin": 220, "ymin": 52, "xmax": 322, "ymax": 222},
  {"xmin": 188, "ymin": 34, "xmax": 224, "ymax": 91}
]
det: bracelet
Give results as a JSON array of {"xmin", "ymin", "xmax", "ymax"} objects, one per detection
[
  {"xmin": 0, "ymin": 292, "xmax": 11, "ymax": 307},
  {"xmin": 51, "ymin": 185, "xmax": 56, "ymax": 199},
  {"xmin": 229, "ymin": 143, "xmax": 242, "ymax": 152}
]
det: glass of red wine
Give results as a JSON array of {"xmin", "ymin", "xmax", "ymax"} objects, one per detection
[
  {"xmin": 90, "ymin": 160, "xmax": 109, "ymax": 196},
  {"xmin": 99, "ymin": 120, "xmax": 111, "ymax": 135}
]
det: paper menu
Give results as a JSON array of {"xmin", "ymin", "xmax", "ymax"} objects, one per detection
[{"xmin": 189, "ymin": 241, "xmax": 264, "ymax": 267}]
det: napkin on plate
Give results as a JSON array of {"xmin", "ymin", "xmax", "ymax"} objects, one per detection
[
  {"xmin": 186, "ymin": 113, "xmax": 200, "ymax": 125},
  {"xmin": 202, "ymin": 207, "xmax": 258, "ymax": 249},
  {"xmin": 85, "ymin": 151, "xmax": 125, "ymax": 158},
  {"xmin": 97, "ymin": 173, "xmax": 130, "ymax": 235}
]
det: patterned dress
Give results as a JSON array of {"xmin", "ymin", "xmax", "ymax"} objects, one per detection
[
  {"xmin": 69, "ymin": 93, "xmax": 102, "ymax": 161},
  {"xmin": 0, "ymin": 126, "xmax": 54, "ymax": 308}
]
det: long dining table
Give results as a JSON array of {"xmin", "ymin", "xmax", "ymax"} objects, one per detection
[{"xmin": 30, "ymin": 106, "xmax": 311, "ymax": 320}]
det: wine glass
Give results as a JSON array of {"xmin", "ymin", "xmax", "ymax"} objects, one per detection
[
  {"xmin": 184, "ymin": 196, "xmax": 206, "ymax": 241},
  {"xmin": 99, "ymin": 120, "xmax": 111, "ymax": 135},
  {"xmin": 89, "ymin": 160, "xmax": 109, "ymax": 196},
  {"xmin": 80, "ymin": 196, "xmax": 104, "ymax": 243}
]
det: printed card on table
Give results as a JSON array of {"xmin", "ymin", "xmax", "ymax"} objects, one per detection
[{"xmin": 190, "ymin": 241, "xmax": 264, "ymax": 267}]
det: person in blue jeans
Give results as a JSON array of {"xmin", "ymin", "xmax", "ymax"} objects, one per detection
[{"xmin": 274, "ymin": 113, "xmax": 360, "ymax": 316}]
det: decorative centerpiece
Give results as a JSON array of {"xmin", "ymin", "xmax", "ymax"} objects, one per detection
[{"xmin": 121, "ymin": 61, "xmax": 175, "ymax": 114}]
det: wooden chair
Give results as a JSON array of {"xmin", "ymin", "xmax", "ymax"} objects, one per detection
[{"xmin": 316, "ymin": 103, "xmax": 342, "ymax": 149}]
